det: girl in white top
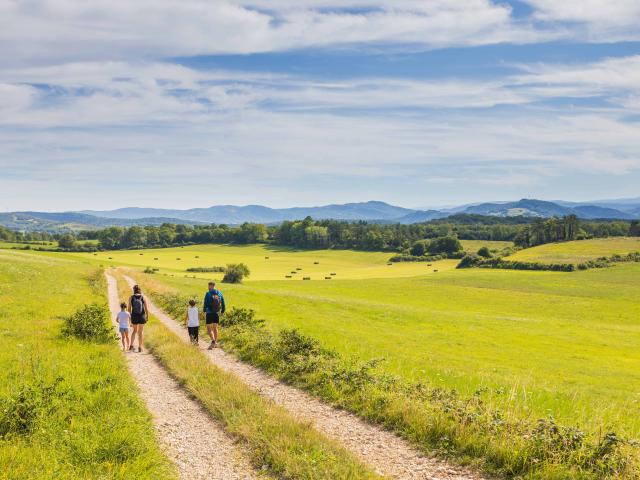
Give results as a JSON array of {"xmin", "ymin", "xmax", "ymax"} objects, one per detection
[
  {"xmin": 185, "ymin": 299, "xmax": 200, "ymax": 345},
  {"xmin": 116, "ymin": 302, "xmax": 131, "ymax": 351}
]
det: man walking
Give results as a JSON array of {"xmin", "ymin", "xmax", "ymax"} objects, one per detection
[{"xmin": 203, "ymin": 281, "xmax": 225, "ymax": 350}]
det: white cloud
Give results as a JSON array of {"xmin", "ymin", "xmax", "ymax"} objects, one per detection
[{"xmin": 0, "ymin": 0, "xmax": 556, "ymax": 67}]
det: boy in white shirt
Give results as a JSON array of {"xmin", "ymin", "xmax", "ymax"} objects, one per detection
[
  {"xmin": 116, "ymin": 302, "xmax": 131, "ymax": 351},
  {"xmin": 185, "ymin": 299, "xmax": 200, "ymax": 345}
]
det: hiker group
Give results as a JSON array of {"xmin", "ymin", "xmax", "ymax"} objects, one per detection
[{"xmin": 116, "ymin": 281, "xmax": 226, "ymax": 352}]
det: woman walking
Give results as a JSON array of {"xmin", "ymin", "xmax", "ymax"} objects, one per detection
[{"xmin": 128, "ymin": 284, "xmax": 149, "ymax": 353}]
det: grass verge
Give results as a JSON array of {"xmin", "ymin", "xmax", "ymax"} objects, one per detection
[
  {"xmin": 0, "ymin": 251, "xmax": 175, "ymax": 479},
  {"xmin": 112, "ymin": 271, "xmax": 380, "ymax": 480}
]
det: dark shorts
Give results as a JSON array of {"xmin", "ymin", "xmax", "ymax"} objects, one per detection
[
  {"xmin": 131, "ymin": 313, "xmax": 147, "ymax": 325},
  {"xmin": 205, "ymin": 312, "xmax": 220, "ymax": 325},
  {"xmin": 187, "ymin": 326, "xmax": 199, "ymax": 342}
]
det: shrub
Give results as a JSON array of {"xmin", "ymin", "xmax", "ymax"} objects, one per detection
[
  {"xmin": 477, "ymin": 246, "xmax": 492, "ymax": 258},
  {"xmin": 61, "ymin": 303, "xmax": 114, "ymax": 342},
  {"xmin": 222, "ymin": 263, "xmax": 250, "ymax": 284},
  {"xmin": 143, "ymin": 267, "xmax": 159, "ymax": 274},
  {"xmin": 186, "ymin": 266, "xmax": 226, "ymax": 273}
]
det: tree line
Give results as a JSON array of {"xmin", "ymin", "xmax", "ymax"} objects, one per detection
[{"xmin": 2, "ymin": 216, "xmax": 639, "ymax": 253}]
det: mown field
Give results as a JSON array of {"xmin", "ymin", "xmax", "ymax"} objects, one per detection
[
  {"xmin": 507, "ymin": 237, "xmax": 640, "ymax": 264},
  {"xmin": 0, "ymin": 250, "xmax": 174, "ymax": 479}
]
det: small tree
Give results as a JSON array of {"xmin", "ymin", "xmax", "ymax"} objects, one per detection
[
  {"xmin": 477, "ymin": 246, "xmax": 492, "ymax": 258},
  {"xmin": 427, "ymin": 236, "xmax": 462, "ymax": 255},
  {"xmin": 58, "ymin": 234, "xmax": 77, "ymax": 250},
  {"xmin": 222, "ymin": 263, "xmax": 250, "ymax": 284}
]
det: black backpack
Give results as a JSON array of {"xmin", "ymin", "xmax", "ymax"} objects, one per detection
[
  {"xmin": 211, "ymin": 292, "xmax": 221, "ymax": 313},
  {"xmin": 131, "ymin": 295, "xmax": 145, "ymax": 315}
]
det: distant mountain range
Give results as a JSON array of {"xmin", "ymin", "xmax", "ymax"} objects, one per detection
[{"xmin": 2, "ymin": 198, "xmax": 639, "ymax": 232}]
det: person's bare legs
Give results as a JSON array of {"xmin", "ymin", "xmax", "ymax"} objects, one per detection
[
  {"xmin": 129, "ymin": 325, "xmax": 137, "ymax": 350},
  {"xmin": 121, "ymin": 330, "xmax": 130, "ymax": 350},
  {"xmin": 212, "ymin": 324, "xmax": 219, "ymax": 343},
  {"xmin": 137, "ymin": 324, "xmax": 144, "ymax": 352}
]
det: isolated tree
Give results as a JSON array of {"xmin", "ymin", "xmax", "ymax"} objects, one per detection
[
  {"xmin": 222, "ymin": 263, "xmax": 250, "ymax": 284},
  {"xmin": 477, "ymin": 246, "xmax": 492, "ymax": 258}
]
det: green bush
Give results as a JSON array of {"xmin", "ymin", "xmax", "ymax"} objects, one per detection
[
  {"xmin": 186, "ymin": 266, "xmax": 226, "ymax": 273},
  {"xmin": 477, "ymin": 246, "xmax": 492, "ymax": 258},
  {"xmin": 427, "ymin": 236, "xmax": 463, "ymax": 255},
  {"xmin": 61, "ymin": 303, "xmax": 115, "ymax": 343},
  {"xmin": 222, "ymin": 263, "xmax": 250, "ymax": 284}
]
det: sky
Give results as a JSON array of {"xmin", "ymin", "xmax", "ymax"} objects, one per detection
[{"xmin": 1, "ymin": 0, "xmax": 640, "ymax": 211}]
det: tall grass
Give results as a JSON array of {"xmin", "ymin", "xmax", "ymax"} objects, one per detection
[{"xmin": 0, "ymin": 252, "xmax": 175, "ymax": 479}]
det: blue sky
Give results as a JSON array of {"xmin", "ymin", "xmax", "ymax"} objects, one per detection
[{"xmin": 1, "ymin": 0, "xmax": 639, "ymax": 211}]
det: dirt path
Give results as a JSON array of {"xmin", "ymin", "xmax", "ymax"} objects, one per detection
[
  {"xmin": 106, "ymin": 273, "xmax": 257, "ymax": 480},
  {"xmin": 123, "ymin": 274, "xmax": 485, "ymax": 480}
]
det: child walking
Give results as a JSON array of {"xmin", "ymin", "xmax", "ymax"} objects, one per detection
[
  {"xmin": 116, "ymin": 302, "xmax": 131, "ymax": 351},
  {"xmin": 185, "ymin": 299, "xmax": 200, "ymax": 345}
]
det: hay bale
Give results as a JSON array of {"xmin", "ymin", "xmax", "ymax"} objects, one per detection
[
  {"xmin": 285, "ymin": 275, "xmax": 292, "ymax": 278},
  {"xmin": 434, "ymin": 269, "xmax": 438, "ymax": 272},
  {"xmin": 325, "ymin": 276, "xmax": 332, "ymax": 280},
  {"xmin": 330, "ymin": 273, "xmax": 336, "ymax": 276},
  {"xmin": 303, "ymin": 277, "xmax": 311, "ymax": 280},
  {"xmin": 296, "ymin": 267, "xmax": 302, "ymax": 270},
  {"xmin": 154, "ymin": 258, "xmax": 159, "ymax": 260},
  {"xmin": 314, "ymin": 261, "xmax": 319, "ymax": 264},
  {"xmin": 265, "ymin": 256, "xmax": 270, "ymax": 259}
]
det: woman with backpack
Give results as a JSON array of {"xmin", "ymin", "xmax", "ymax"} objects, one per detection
[{"xmin": 128, "ymin": 284, "xmax": 149, "ymax": 353}]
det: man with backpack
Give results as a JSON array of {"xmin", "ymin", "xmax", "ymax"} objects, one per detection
[{"xmin": 203, "ymin": 281, "xmax": 225, "ymax": 350}]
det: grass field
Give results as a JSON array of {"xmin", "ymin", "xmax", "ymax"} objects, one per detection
[
  {"xmin": 0, "ymin": 250, "xmax": 174, "ymax": 479},
  {"xmin": 507, "ymin": 237, "xmax": 640, "ymax": 264},
  {"xmin": 459, "ymin": 239, "xmax": 513, "ymax": 252},
  {"xmin": 59, "ymin": 243, "xmax": 460, "ymax": 280},
  {"xmin": 142, "ymin": 263, "xmax": 640, "ymax": 439}
]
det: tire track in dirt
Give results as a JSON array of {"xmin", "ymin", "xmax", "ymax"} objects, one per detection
[
  {"xmin": 106, "ymin": 273, "xmax": 256, "ymax": 480},
  {"xmin": 123, "ymin": 274, "xmax": 485, "ymax": 480}
]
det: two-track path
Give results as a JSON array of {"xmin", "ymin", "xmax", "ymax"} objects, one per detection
[
  {"xmin": 122, "ymin": 274, "xmax": 485, "ymax": 480},
  {"xmin": 106, "ymin": 273, "xmax": 256, "ymax": 480}
]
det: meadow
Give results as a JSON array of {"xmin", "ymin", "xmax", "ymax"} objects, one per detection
[
  {"xmin": 4, "ymin": 238, "xmax": 639, "ymax": 477},
  {"xmin": 507, "ymin": 237, "xmax": 640, "ymax": 264},
  {"xmin": 0, "ymin": 250, "xmax": 174, "ymax": 479}
]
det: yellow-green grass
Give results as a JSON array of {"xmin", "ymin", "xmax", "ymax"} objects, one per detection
[
  {"xmin": 137, "ymin": 262, "xmax": 640, "ymax": 442},
  {"xmin": 111, "ymin": 271, "xmax": 379, "ymax": 480},
  {"xmin": 0, "ymin": 251, "xmax": 175, "ymax": 479},
  {"xmin": 459, "ymin": 239, "xmax": 513, "ymax": 252},
  {"xmin": 58, "ymin": 243, "xmax": 458, "ymax": 281},
  {"xmin": 507, "ymin": 237, "xmax": 640, "ymax": 264}
]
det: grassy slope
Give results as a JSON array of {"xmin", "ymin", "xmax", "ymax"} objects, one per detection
[
  {"xmin": 150, "ymin": 262, "xmax": 640, "ymax": 439},
  {"xmin": 0, "ymin": 250, "xmax": 175, "ymax": 479},
  {"xmin": 58, "ymin": 243, "xmax": 460, "ymax": 280},
  {"xmin": 111, "ymin": 271, "xmax": 379, "ymax": 480},
  {"xmin": 507, "ymin": 237, "xmax": 640, "ymax": 264}
]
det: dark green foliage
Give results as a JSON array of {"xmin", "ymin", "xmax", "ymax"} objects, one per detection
[
  {"xmin": 222, "ymin": 263, "xmax": 250, "ymax": 283},
  {"xmin": 410, "ymin": 240, "xmax": 429, "ymax": 256},
  {"xmin": 57, "ymin": 234, "xmax": 77, "ymax": 249},
  {"xmin": 143, "ymin": 267, "xmax": 159, "ymax": 274},
  {"xmin": 185, "ymin": 266, "xmax": 226, "ymax": 273},
  {"xmin": 427, "ymin": 236, "xmax": 463, "ymax": 255},
  {"xmin": 477, "ymin": 246, "xmax": 492, "ymax": 258},
  {"xmin": 389, "ymin": 254, "xmax": 446, "ymax": 262},
  {"xmin": 61, "ymin": 303, "xmax": 115, "ymax": 342}
]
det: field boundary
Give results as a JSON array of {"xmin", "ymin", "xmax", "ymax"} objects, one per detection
[{"xmin": 122, "ymin": 273, "xmax": 484, "ymax": 480}]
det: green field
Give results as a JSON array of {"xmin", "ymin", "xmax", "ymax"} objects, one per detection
[
  {"xmin": 0, "ymin": 250, "xmax": 174, "ymax": 479},
  {"xmin": 4, "ymin": 240, "xmax": 640, "ymax": 477},
  {"xmin": 507, "ymin": 237, "xmax": 640, "ymax": 264},
  {"xmin": 61, "ymin": 243, "xmax": 461, "ymax": 280}
]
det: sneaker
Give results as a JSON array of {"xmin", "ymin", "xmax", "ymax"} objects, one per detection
[
  {"xmin": 138, "ymin": 347, "xmax": 143, "ymax": 353},
  {"xmin": 207, "ymin": 342, "xmax": 215, "ymax": 350},
  {"xmin": 128, "ymin": 346, "xmax": 134, "ymax": 351}
]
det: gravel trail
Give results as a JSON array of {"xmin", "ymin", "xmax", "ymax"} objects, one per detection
[
  {"xmin": 123, "ymin": 274, "xmax": 485, "ymax": 480},
  {"xmin": 107, "ymin": 273, "xmax": 257, "ymax": 480}
]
